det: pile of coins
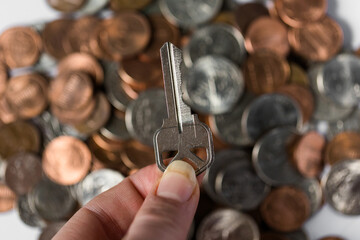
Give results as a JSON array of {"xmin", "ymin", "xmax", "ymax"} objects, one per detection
[{"xmin": 0, "ymin": 0, "xmax": 358, "ymax": 239}]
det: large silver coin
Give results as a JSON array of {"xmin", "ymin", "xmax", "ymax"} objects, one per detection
[
  {"xmin": 77, "ymin": 169, "xmax": 125, "ymax": 206},
  {"xmin": 183, "ymin": 24, "xmax": 246, "ymax": 67},
  {"xmin": 242, "ymin": 94, "xmax": 302, "ymax": 142},
  {"xmin": 16, "ymin": 194, "xmax": 46, "ymax": 227},
  {"xmin": 252, "ymin": 127, "xmax": 303, "ymax": 186},
  {"xmin": 183, "ymin": 55, "xmax": 244, "ymax": 115},
  {"xmin": 196, "ymin": 209, "xmax": 260, "ymax": 240},
  {"xmin": 317, "ymin": 54, "xmax": 360, "ymax": 108},
  {"xmin": 324, "ymin": 159, "xmax": 360, "ymax": 215},
  {"xmin": 125, "ymin": 88, "xmax": 167, "ymax": 146},
  {"xmin": 160, "ymin": 0, "xmax": 222, "ymax": 28}
]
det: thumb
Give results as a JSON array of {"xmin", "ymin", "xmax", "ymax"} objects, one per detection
[{"xmin": 124, "ymin": 160, "xmax": 199, "ymax": 240}]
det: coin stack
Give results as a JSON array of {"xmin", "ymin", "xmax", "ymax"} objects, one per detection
[{"xmin": 0, "ymin": 0, "xmax": 357, "ymax": 239}]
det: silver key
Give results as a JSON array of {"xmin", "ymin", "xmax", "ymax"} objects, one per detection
[{"xmin": 153, "ymin": 42, "xmax": 214, "ymax": 175}]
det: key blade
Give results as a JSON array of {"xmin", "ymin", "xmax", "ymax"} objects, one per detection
[{"xmin": 160, "ymin": 42, "xmax": 193, "ymax": 132}]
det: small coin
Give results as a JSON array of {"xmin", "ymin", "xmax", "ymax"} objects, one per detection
[
  {"xmin": 275, "ymin": 0, "xmax": 327, "ymax": 27},
  {"xmin": 242, "ymin": 94, "xmax": 302, "ymax": 142},
  {"xmin": 288, "ymin": 16, "xmax": 343, "ymax": 62},
  {"xmin": 0, "ymin": 27, "xmax": 42, "ymax": 69},
  {"xmin": 0, "ymin": 183, "xmax": 16, "ymax": 212},
  {"xmin": 5, "ymin": 152, "xmax": 42, "ymax": 195},
  {"xmin": 289, "ymin": 63, "xmax": 309, "ymax": 87},
  {"xmin": 243, "ymin": 50, "xmax": 290, "ymax": 95},
  {"xmin": 5, "ymin": 73, "xmax": 48, "ymax": 119},
  {"xmin": 16, "ymin": 194, "xmax": 45, "ymax": 227},
  {"xmin": 234, "ymin": 2, "xmax": 269, "ymax": 34},
  {"xmin": 245, "ymin": 17, "xmax": 289, "ymax": 57},
  {"xmin": 183, "ymin": 23, "xmax": 246, "ymax": 67},
  {"xmin": 252, "ymin": 127, "xmax": 303, "ymax": 186},
  {"xmin": 89, "ymin": 21, "xmax": 114, "ymax": 60},
  {"xmin": 260, "ymin": 186, "xmax": 310, "ymax": 232},
  {"xmin": 32, "ymin": 111, "xmax": 64, "ymax": 146},
  {"xmin": 196, "ymin": 209, "xmax": 260, "ymax": 240},
  {"xmin": 159, "ymin": 0, "xmax": 222, "ymax": 28},
  {"xmin": 325, "ymin": 131, "xmax": 360, "ymax": 165},
  {"xmin": 183, "ymin": 55, "xmax": 244, "ymax": 115},
  {"xmin": 125, "ymin": 88, "xmax": 167, "ymax": 146},
  {"xmin": 77, "ymin": 169, "xmax": 124, "ymax": 206},
  {"xmin": 292, "ymin": 131, "xmax": 325, "ymax": 178},
  {"xmin": 0, "ymin": 120, "xmax": 40, "ymax": 159},
  {"xmin": 100, "ymin": 110, "xmax": 131, "ymax": 142},
  {"xmin": 38, "ymin": 222, "xmax": 66, "ymax": 240},
  {"xmin": 57, "ymin": 53, "xmax": 104, "ymax": 85},
  {"xmin": 0, "ymin": 95, "xmax": 17, "ymax": 124},
  {"xmin": 324, "ymin": 159, "xmax": 360, "ymax": 215},
  {"xmin": 42, "ymin": 136, "xmax": 92, "ymax": 185},
  {"xmin": 121, "ymin": 141, "xmax": 156, "ymax": 170},
  {"xmin": 46, "ymin": 0, "xmax": 87, "ymax": 12}
]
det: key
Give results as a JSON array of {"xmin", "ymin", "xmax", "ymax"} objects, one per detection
[{"xmin": 153, "ymin": 42, "xmax": 214, "ymax": 175}]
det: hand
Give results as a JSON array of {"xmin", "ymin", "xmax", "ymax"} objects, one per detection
[{"xmin": 54, "ymin": 160, "xmax": 201, "ymax": 240}]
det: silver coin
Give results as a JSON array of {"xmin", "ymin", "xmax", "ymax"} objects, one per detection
[
  {"xmin": 324, "ymin": 159, "xmax": 360, "ymax": 215},
  {"xmin": 214, "ymin": 160, "xmax": 270, "ymax": 210},
  {"xmin": 183, "ymin": 55, "xmax": 244, "ymax": 115},
  {"xmin": 285, "ymin": 229, "xmax": 309, "ymax": 240},
  {"xmin": 126, "ymin": 88, "xmax": 167, "ymax": 146},
  {"xmin": 252, "ymin": 127, "xmax": 303, "ymax": 186},
  {"xmin": 16, "ymin": 194, "xmax": 46, "ymax": 227},
  {"xmin": 30, "ymin": 179, "xmax": 77, "ymax": 221},
  {"xmin": 317, "ymin": 54, "xmax": 360, "ymax": 108},
  {"xmin": 76, "ymin": 0, "xmax": 109, "ymax": 16},
  {"xmin": 295, "ymin": 178, "xmax": 323, "ymax": 215},
  {"xmin": 209, "ymin": 93, "xmax": 254, "ymax": 146},
  {"xmin": 77, "ymin": 169, "xmax": 125, "ymax": 206},
  {"xmin": 183, "ymin": 24, "xmax": 246, "ymax": 67},
  {"xmin": 242, "ymin": 94, "xmax": 302, "ymax": 142},
  {"xmin": 196, "ymin": 209, "xmax": 260, "ymax": 240},
  {"xmin": 100, "ymin": 111, "xmax": 131, "ymax": 142},
  {"xmin": 0, "ymin": 159, "xmax": 6, "ymax": 183},
  {"xmin": 326, "ymin": 108, "xmax": 360, "ymax": 140},
  {"xmin": 104, "ymin": 61, "xmax": 132, "ymax": 112},
  {"xmin": 34, "ymin": 53, "xmax": 57, "ymax": 76},
  {"xmin": 39, "ymin": 222, "xmax": 66, "ymax": 240},
  {"xmin": 160, "ymin": 0, "xmax": 222, "ymax": 28},
  {"xmin": 32, "ymin": 111, "xmax": 64, "ymax": 146}
]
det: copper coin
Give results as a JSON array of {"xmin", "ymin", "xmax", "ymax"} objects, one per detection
[
  {"xmin": 0, "ymin": 120, "xmax": 40, "ymax": 159},
  {"xmin": 5, "ymin": 73, "xmax": 48, "ymax": 119},
  {"xmin": 245, "ymin": 17, "xmax": 289, "ymax": 58},
  {"xmin": 0, "ymin": 62, "xmax": 8, "ymax": 97},
  {"xmin": 57, "ymin": 53, "xmax": 104, "ymax": 85},
  {"xmin": 5, "ymin": 152, "xmax": 42, "ymax": 195},
  {"xmin": 89, "ymin": 21, "xmax": 114, "ymax": 60},
  {"xmin": 319, "ymin": 237, "xmax": 344, "ymax": 240},
  {"xmin": 260, "ymin": 186, "xmax": 310, "ymax": 232},
  {"xmin": 101, "ymin": 12, "xmax": 151, "ymax": 60},
  {"xmin": 121, "ymin": 80, "xmax": 139, "ymax": 100},
  {"xmin": 119, "ymin": 57, "xmax": 162, "ymax": 91},
  {"xmin": 277, "ymin": 84, "xmax": 314, "ymax": 123},
  {"xmin": 140, "ymin": 15, "xmax": 180, "ymax": 61},
  {"xmin": 243, "ymin": 50, "xmax": 290, "ymax": 95},
  {"xmin": 0, "ymin": 184, "xmax": 16, "ymax": 212},
  {"xmin": 234, "ymin": 3, "xmax": 269, "ymax": 34},
  {"xmin": 325, "ymin": 131, "xmax": 360, "ymax": 165},
  {"xmin": 213, "ymin": 11, "xmax": 237, "ymax": 26},
  {"xmin": 46, "ymin": 0, "xmax": 86, "ymax": 12},
  {"xmin": 288, "ymin": 16, "xmax": 343, "ymax": 62},
  {"xmin": 121, "ymin": 141, "xmax": 155, "ymax": 170},
  {"xmin": 42, "ymin": 136, "xmax": 92, "ymax": 185},
  {"xmin": 292, "ymin": 131, "xmax": 325, "ymax": 178},
  {"xmin": 74, "ymin": 93, "xmax": 111, "ymax": 135},
  {"xmin": 63, "ymin": 16, "xmax": 100, "ymax": 54},
  {"xmin": 289, "ymin": 63, "xmax": 309, "ymax": 87},
  {"xmin": 0, "ymin": 96, "xmax": 16, "ymax": 124},
  {"xmin": 42, "ymin": 19, "xmax": 74, "ymax": 59},
  {"xmin": 275, "ymin": 0, "xmax": 327, "ymax": 27},
  {"xmin": 110, "ymin": 0, "xmax": 152, "ymax": 11},
  {"xmin": 0, "ymin": 27, "xmax": 42, "ymax": 69}
]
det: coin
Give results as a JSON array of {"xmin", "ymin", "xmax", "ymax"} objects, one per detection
[
  {"xmin": 89, "ymin": 21, "xmax": 114, "ymax": 60},
  {"xmin": 0, "ymin": 95, "xmax": 16, "ymax": 124},
  {"xmin": 110, "ymin": 0, "xmax": 152, "ymax": 11},
  {"xmin": 234, "ymin": 2, "xmax": 269, "ymax": 34},
  {"xmin": 324, "ymin": 159, "xmax": 360, "ymax": 215},
  {"xmin": 288, "ymin": 16, "xmax": 343, "ymax": 62},
  {"xmin": 5, "ymin": 73, "xmax": 48, "ymax": 119},
  {"xmin": 285, "ymin": 230, "xmax": 309, "ymax": 240},
  {"xmin": 125, "ymin": 88, "xmax": 167, "ymax": 146},
  {"xmin": 213, "ymin": 11, "xmax": 237, "ymax": 26},
  {"xmin": 319, "ymin": 237, "xmax": 344, "ymax": 240},
  {"xmin": 0, "ymin": 183, "xmax": 16, "ymax": 212},
  {"xmin": 326, "ymin": 109, "xmax": 360, "ymax": 140},
  {"xmin": 325, "ymin": 131, "xmax": 360, "ymax": 165},
  {"xmin": 242, "ymin": 94, "xmax": 302, "ymax": 142},
  {"xmin": 183, "ymin": 55, "xmax": 244, "ymax": 115},
  {"xmin": 292, "ymin": 131, "xmax": 325, "ymax": 178},
  {"xmin": 76, "ymin": 0, "xmax": 109, "ymax": 15},
  {"xmin": 243, "ymin": 50, "xmax": 290, "ymax": 95},
  {"xmin": 252, "ymin": 127, "xmax": 303, "ymax": 186},
  {"xmin": 46, "ymin": 0, "xmax": 87, "ymax": 12},
  {"xmin": 100, "ymin": 110, "xmax": 131, "ymax": 142},
  {"xmin": 5, "ymin": 152, "xmax": 42, "ymax": 195},
  {"xmin": 183, "ymin": 23, "xmax": 246, "ymax": 67},
  {"xmin": 38, "ymin": 222, "xmax": 66, "ymax": 240},
  {"xmin": 159, "ymin": 0, "xmax": 222, "ymax": 28},
  {"xmin": 296, "ymin": 178, "xmax": 323, "ymax": 215},
  {"xmin": 245, "ymin": 17, "xmax": 289, "ymax": 57},
  {"xmin": 0, "ymin": 62, "xmax": 8, "ymax": 97},
  {"xmin": 260, "ymin": 186, "xmax": 310, "ymax": 232},
  {"xmin": 196, "ymin": 209, "xmax": 260, "ymax": 240},
  {"xmin": 42, "ymin": 136, "xmax": 92, "ymax": 185},
  {"xmin": 0, "ymin": 159, "xmax": 6, "ymax": 182},
  {"xmin": 261, "ymin": 232, "xmax": 290, "ymax": 240},
  {"xmin": 121, "ymin": 141, "xmax": 156, "ymax": 170},
  {"xmin": 275, "ymin": 0, "xmax": 327, "ymax": 27},
  {"xmin": 0, "ymin": 120, "xmax": 40, "ymax": 159},
  {"xmin": 0, "ymin": 27, "xmax": 42, "ymax": 69},
  {"xmin": 16, "ymin": 194, "xmax": 46, "ymax": 227},
  {"xmin": 76, "ymin": 169, "xmax": 124, "ymax": 206}
]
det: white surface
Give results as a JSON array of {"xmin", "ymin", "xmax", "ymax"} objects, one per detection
[{"xmin": 1, "ymin": 0, "xmax": 360, "ymax": 239}]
